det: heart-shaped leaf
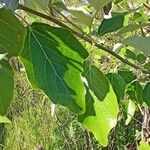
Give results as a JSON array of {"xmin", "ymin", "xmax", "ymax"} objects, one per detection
[{"xmin": 19, "ymin": 23, "xmax": 89, "ymax": 114}]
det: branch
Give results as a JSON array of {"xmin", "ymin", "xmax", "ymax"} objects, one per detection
[
  {"xmin": 48, "ymin": 4, "xmax": 84, "ymax": 35},
  {"xmin": 17, "ymin": 4, "xmax": 150, "ymax": 75}
]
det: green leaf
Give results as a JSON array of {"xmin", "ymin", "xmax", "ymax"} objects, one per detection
[
  {"xmin": 132, "ymin": 81, "xmax": 143, "ymax": 105},
  {"xmin": 125, "ymin": 99, "xmax": 136, "ymax": 125},
  {"xmin": 125, "ymin": 49, "xmax": 136, "ymax": 60},
  {"xmin": 83, "ymin": 64, "xmax": 109, "ymax": 100},
  {"xmin": 89, "ymin": 0, "xmax": 112, "ymax": 10},
  {"xmin": 117, "ymin": 23, "xmax": 150, "ymax": 35},
  {"xmin": 124, "ymin": 35, "xmax": 150, "ymax": 55},
  {"xmin": 132, "ymin": 12, "xmax": 149, "ymax": 23},
  {"xmin": 131, "ymin": 0, "xmax": 147, "ymax": 4},
  {"xmin": 79, "ymin": 65, "xmax": 119, "ymax": 147},
  {"xmin": 24, "ymin": 0, "xmax": 49, "ymax": 11},
  {"xmin": 98, "ymin": 15, "xmax": 125, "ymax": 36},
  {"xmin": 0, "ymin": 116, "xmax": 11, "ymax": 124},
  {"xmin": 136, "ymin": 54, "xmax": 146, "ymax": 64},
  {"xmin": 143, "ymin": 82, "xmax": 150, "ymax": 107},
  {"xmin": 0, "ymin": 7, "xmax": 26, "ymax": 56},
  {"xmin": 68, "ymin": 7, "xmax": 93, "ymax": 26},
  {"xmin": 144, "ymin": 62, "xmax": 150, "ymax": 71},
  {"xmin": 139, "ymin": 141, "xmax": 150, "ymax": 150},
  {"xmin": 51, "ymin": 0, "xmax": 68, "ymax": 10},
  {"xmin": 106, "ymin": 73, "xmax": 126, "ymax": 103},
  {"xmin": 114, "ymin": 0, "xmax": 123, "ymax": 4},
  {"xmin": 19, "ymin": 23, "xmax": 89, "ymax": 114},
  {"xmin": 0, "ymin": 60, "xmax": 14, "ymax": 115},
  {"xmin": 118, "ymin": 70, "xmax": 136, "ymax": 84}
]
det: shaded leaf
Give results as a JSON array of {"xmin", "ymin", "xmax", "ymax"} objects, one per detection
[
  {"xmin": 20, "ymin": 23, "xmax": 88, "ymax": 114},
  {"xmin": 132, "ymin": 81, "xmax": 143, "ymax": 105},
  {"xmin": 136, "ymin": 54, "xmax": 146, "ymax": 64},
  {"xmin": 98, "ymin": 15, "xmax": 125, "ymax": 36},
  {"xmin": 118, "ymin": 70, "xmax": 136, "ymax": 84},
  {"xmin": 106, "ymin": 73, "xmax": 126, "ymax": 102},
  {"xmin": 144, "ymin": 62, "xmax": 150, "ymax": 71},
  {"xmin": 83, "ymin": 64, "xmax": 109, "ymax": 100},
  {"xmin": 124, "ymin": 35, "xmax": 150, "ymax": 55},
  {"xmin": 79, "ymin": 65, "xmax": 119, "ymax": 147},
  {"xmin": 125, "ymin": 49, "xmax": 136, "ymax": 60},
  {"xmin": 89, "ymin": 0, "xmax": 112, "ymax": 10},
  {"xmin": 0, "ymin": 60, "xmax": 14, "ymax": 115},
  {"xmin": 68, "ymin": 7, "xmax": 93, "ymax": 26},
  {"xmin": 143, "ymin": 82, "xmax": 150, "ymax": 107},
  {"xmin": 0, "ymin": 7, "xmax": 26, "ymax": 56},
  {"xmin": 117, "ymin": 23, "xmax": 150, "ymax": 35}
]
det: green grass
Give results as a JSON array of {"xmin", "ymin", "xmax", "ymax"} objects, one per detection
[
  {"xmin": 0, "ymin": 72, "xmax": 100, "ymax": 150},
  {"xmin": 0, "ymin": 72, "xmax": 140, "ymax": 150},
  {"xmin": 0, "ymin": 73, "xmax": 81, "ymax": 150}
]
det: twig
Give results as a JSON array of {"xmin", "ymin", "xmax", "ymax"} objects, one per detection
[
  {"xmin": 121, "ymin": 105, "xmax": 142, "ymax": 125},
  {"xmin": 143, "ymin": 3, "xmax": 150, "ymax": 10},
  {"xmin": 17, "ymin": 4, "xmax": 150, "ymax": 75},
  {"xmin": 48, "ymin": 4, "xmax": 85, "ymax": 35}
]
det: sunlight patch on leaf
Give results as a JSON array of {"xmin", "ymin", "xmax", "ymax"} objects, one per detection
[
  {"xmin": 20, "ymin": 23, "xmax": 89, "ymax": 114},
  {"xmin": 79, "ymin": 65, "xmax": 119, "ymax": 147}
]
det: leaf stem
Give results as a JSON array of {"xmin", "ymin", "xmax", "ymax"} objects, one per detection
[{"xmin": 17, "ymin": 4, "xmax": 150, "ymax": 75}]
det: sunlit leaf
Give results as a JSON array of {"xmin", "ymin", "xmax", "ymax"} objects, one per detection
[
  {"xmin": 139, "ymin": 140, "xmax": 150, "ymax": 150},
  {"xmin": 125, "ymin": 99, "xmax": 136, "ymax": 125},
  {"xmin": 0, "ymin": 116, "xmax": 11, "ymax": 124},
  {"xmin": 79, "ymin": 65, "xmax": 119, "ymax": 147}
]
